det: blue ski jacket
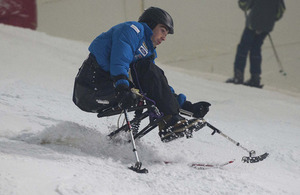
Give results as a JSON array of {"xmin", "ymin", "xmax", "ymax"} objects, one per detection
[{"xmin": 88, "ymin": 21, "xmax": 157, "ymax": 87}]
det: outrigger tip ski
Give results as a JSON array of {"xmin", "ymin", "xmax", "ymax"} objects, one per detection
[
  {"xmin": 242, "ymin": 151, "xmax": 269, "ymax": 163},
  {"xmin": 129, "ymin": 162, "xmax": 148, "ymax": 174},
  {"xmin": 204, "ymin": 121, "xmax": 269, "ymax": 163}
]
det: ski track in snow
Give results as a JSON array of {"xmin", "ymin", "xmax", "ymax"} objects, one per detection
[{"xmin": 1, "ymin": 25, "xmax": 300, "ymax": 195}]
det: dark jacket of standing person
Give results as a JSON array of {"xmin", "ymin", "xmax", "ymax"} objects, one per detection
[{"xmin": 240, "ymin": 0, "xmax": 285, "ymax": 33}]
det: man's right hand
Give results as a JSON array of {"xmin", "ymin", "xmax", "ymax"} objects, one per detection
[{"xmin": 115, "ymin": 84, "xmax": 137, "ymax": 109}]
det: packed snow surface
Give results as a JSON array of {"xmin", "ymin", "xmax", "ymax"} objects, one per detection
[{"xmin": 1, "ymin": 25, "xmax": 300, "ymax": 195}]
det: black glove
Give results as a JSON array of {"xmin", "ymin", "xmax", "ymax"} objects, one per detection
[
  {"xmin": 115, "ymin": 84, "xmax": 137, "ymax": 109},
  {"xmin": 182, "ymin": 101, "xmax": 211, "ymax": 118}
]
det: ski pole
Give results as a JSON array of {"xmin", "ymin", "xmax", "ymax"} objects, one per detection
[
  {"xmin": 268, "ymin": 34, "xmax": 287, "ymax": 76},
  {"xmin": 123, "ymin": 109, "xmax": 148, "ymax": 173},
  {"xmin": 205, "ymin": 121, "xmax": 269, "ymax": 163},
  {"xmin": 206, "ymin": 122, "xmax": 255, "ymax": 156}
]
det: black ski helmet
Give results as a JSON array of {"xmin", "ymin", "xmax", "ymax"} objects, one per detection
[{"xmin": 138, "ymin": 7, "xmax": 174, "ymax": 34}]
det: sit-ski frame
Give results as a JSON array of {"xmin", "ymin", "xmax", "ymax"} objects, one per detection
[{"xmin": 97, "ymin": 99, "xmax": 268, "ymax": 173}]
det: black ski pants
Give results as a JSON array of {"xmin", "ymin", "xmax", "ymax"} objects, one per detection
[
  {"xmin": 73, "ymin": 53, "xmax": 180, "ymax": 116},
  {"xmin": 130, "ymin": 59, "xmax": 180, "ymax": 116},
  {"xmin": 234, "ymin": 27, "xmax": 268, "ymax": 75}
]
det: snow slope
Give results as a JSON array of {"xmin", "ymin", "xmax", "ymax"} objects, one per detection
[{"xmin": 1, "ymin": 25, "xmax": 300, "ymax": 195}]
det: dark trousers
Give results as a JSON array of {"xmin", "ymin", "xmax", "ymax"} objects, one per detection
[
  {"xmin": 73, "ymin": 54, "xmax": 116, "ymax": 113},
  {"xmin": 130, "ymin": 60, "xmax": 180, "ymax": 116},
  {"xmin": 234, "ymin": 28, "xmax": 268, "ymax": 75},
  {"xmin": 73, "ymin": 54, "xmax": 180, "ymax": 115}
]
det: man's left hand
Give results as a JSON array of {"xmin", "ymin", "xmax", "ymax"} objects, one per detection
[{"xmin": 182, "ymin": 101, "xmax": 211, "ymax": 118}]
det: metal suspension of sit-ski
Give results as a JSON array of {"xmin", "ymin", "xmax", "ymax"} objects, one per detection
[{"xmin": 123, "ymin": 108, "xmax": 148, "ymax": 173}]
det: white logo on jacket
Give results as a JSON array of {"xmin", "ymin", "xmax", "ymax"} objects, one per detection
[
  {"xmin": 130, "ymin": 24, "xmax": 140, "ymax": 34},
  {"xmin": 138, "ymin": 42, "xmax": 148, "ymax": 57}
]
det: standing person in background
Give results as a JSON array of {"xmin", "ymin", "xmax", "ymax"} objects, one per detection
[
  {"xmin": 0, "ymin": 0, "xmax": 37, "ymax": 30},
  {"xmin": 226, "ymin": 0, "xmax": 285, "ymax": 88}
]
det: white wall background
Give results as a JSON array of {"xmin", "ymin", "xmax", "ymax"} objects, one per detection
[
  {"xmin": 36, "ymin": 0, "xmax": 300, "ymax": 94},
  {"xmin": 36, "ymin": 0, "xmax": 144, "ymax": 42}
]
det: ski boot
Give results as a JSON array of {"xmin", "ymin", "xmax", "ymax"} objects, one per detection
[
  {"xmin": 159, "ymin": 115, "xmax": 206, "ymax": 142},
  {"xmin": 244, "ymin": 74, "xmax": 263, "ymax": 88},
  {"xmin": 226, "ymin": 70, "xmax": 244, "ymax": 84},
  {"xmin": 159, "ymin": 115, "xmax": 188, "ymax": 142},
  {"xmin": 184, "ymin": 118, "xmax": 206, "ymax": 138}
]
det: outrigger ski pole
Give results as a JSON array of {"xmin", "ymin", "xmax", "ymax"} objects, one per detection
[
  {"xmin": 123, "ymin": 108, "xmax": 148, "ymax": 173},
  {"xmin": 180, "ymin": 109, "xmax": 269, "ymax": 163},
  {"xmin": 204, "ymin": 120, "xmax": 269, "ymax": 163}
]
